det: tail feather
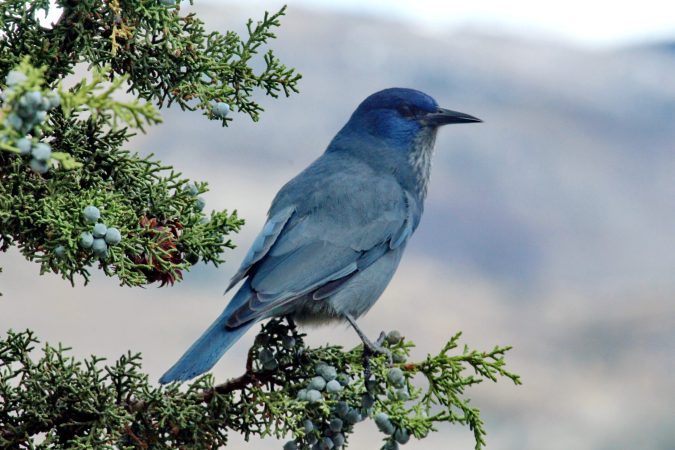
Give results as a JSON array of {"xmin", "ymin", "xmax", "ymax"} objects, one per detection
[{"xmin": 159, "ymin": 284, "xmax": 256, "ymax": 384}]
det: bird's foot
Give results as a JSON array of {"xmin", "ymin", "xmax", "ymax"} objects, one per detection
[
  {"xmin": 362, "ymin": 331, "xmax": 393, "ymax": 366},
  {"xmin": 344, "ymin": 314, "xmax": 393, "ymax": 366}
]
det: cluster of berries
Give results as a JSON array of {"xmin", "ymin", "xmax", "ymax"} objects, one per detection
[
  {"xmin": 78, "ymin": 206, "xmax": 122, "ymax": 259},
  {"xmin": 3, "ymin": 70, "xmax": 61, "ymax": 173},
  {"xmin": 373, "ymin": 332, "xmax": 412, "ymax": 450},
  {"xmin": 285, "ymin": 363, "xmax": 360, "ymax": 450},
  {"xmin": 278, "ymin": 328, "xmax": 412, "ymax": 450},
  {"xmin": 374, "ymin": 411, "xmax": 410, "ymax": 449},
  {"xmin": 255, "ymin": 333, "xmax": 297, "ymax": 371},
  {"xmin": 385, "ymin": 367, "xmax": 409, "ymax": 401},
  {"xmin": 15, "ymin": 138, "xmax": 52, "ymax": 174},
  {"xmin": 295, "ymin": 363, "xmax": 347, "ymax": 402}
]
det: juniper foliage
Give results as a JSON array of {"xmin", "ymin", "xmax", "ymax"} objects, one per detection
[
  {"xmin": 0, "ymin": 0, "xmax": 301, "ymax": 290},
  {"xmin": 0, "ymin": 320, "xmax": 521, "ymax": 450}
]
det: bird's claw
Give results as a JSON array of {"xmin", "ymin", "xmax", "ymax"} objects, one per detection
[
  {"xmin": 344, "ymin": 314, "xmax": 393, "ymax": 366},
  {"xmin": 362, "ymin": 332, "xmax": 393, "ymax": 366},
  {"xmin": 376, "ymin": 331, "xmax": 387, "ymax": 346}
]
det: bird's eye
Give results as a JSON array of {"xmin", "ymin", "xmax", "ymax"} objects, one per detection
[{"xmin": 397, "ymin": 105, "xmax": 415, "ymax": 118}]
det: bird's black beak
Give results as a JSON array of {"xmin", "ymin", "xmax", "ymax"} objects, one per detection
[{"xmin": 423, "ymin": 107, "xmax": 482, "ymax": 126}]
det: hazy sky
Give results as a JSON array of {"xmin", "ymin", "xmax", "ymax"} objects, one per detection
[
  {"xmin": 38, "ymin": 1, "xmax": 675, "ymax": 47},
  {"xmin": 222, "ymin": 0, "xmax": 675, "ymax": 47}
]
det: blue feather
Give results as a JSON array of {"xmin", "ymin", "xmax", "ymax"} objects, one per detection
[{"xmin": 159, "ymin": 283, "xmax": 255, "ymax": 384}]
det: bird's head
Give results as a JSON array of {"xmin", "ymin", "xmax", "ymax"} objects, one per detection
[
  {"xmin": 343, "ymin": 87, "xmax": 481, "ymax": 148},
  {"xmin": 329, "ymin": 87, "xmax": 482, "ymax": 197}
]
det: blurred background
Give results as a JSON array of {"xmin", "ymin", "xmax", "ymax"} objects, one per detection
[{"xmin": 2, "ymin": 1, "xmax": 675, "ymax": 449}]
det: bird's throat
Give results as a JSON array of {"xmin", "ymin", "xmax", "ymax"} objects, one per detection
[{"xmin": 408, "ymin": 128, "xmax": 437, "ymax": 200}]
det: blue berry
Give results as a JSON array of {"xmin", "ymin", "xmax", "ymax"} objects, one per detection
[
  {"xmin": 31, "ymin": 142, "xmax": 51, "ymax": 162},
  {"xmin": 325, "ymin": 379, "xmax": 342, "ymax": 394},
  {"xmin": 16, "ymin": 103, "xmax": 34, "ymax": 120},
  {"xmin": 334, "ymin": 401, "xmax": 349, "ymax": 418},
  {"xmin": 195, "ymin": 196, "xmax": 206, "ymax": 211},
  {"xmin": 263, "ymin": 358, "xmax": 278, "ymax": 371},
  {"xmin": 29, "ymin": 158, "xmax": 48, "ymax": 174},
  {"xmin": 185, "ymin": 182, "xmax": 199, "ymax": 196},
  {"xmin": 5, "ymin": 70, "xmax": 27, "ymax": 86},
  {"xmin": 319, "ymin": 437, "xmax": 334, "ymax": 450},
  {"xmin": 104, "ymin": 227, "xmax": 122, "ymax": 245},
  {"xmin": 303, "ymin": 419, "xmax": 315, "ymax": 433},
  {"xmin": 92, "ymin": 238, "xmax": 108, "ymax": 257},
  {"xmin": 16, "ymin": 137, "xmax": 31, "ymax": 155},
  {"xmin": 281, "ymin": 335, "xmax": 296, "ymax": 349},
  {"xmin": 7, "ymin": 113, "xmax": 23, "ymax": 130},
  {"xmin": 395, "ymin": 387, "xmax": 410, "ymax": 401},
  {"xmin": 47, "ymin": 92, "xmax": 61, "ymax": 109},
  {"xmin": 387, "ymin": 368, "xmax": 405, "ymax": 388},
  {"xmin": 92, "ymin": 222, "xmax": 108, "ymax": 238},
  {"xmin": 374, "ymin": 413, "xmax": 395, "ymax": 435},
  {"xmin": 23, "ymin": 91, "xmax": 42, "ymax": 108},
  {"xmin": 212, "ymin": 102, "xmax": 230, "ymax": 118},
  {"xmin": 283, "ymin": 441, "xmax": 298, "ymax": 450},
  {"xmin": 392, "ymin": 353, "xmax": 406, "ymax": 363},
  {"xmin": 34, "ymin": 110, "xmax": 47, "ymax": 123},
  {"xmin": 308, "ymin": 376, "xmax": 326, "ymax": 391},
  {"xmin": 159, "ymin": 0, "xmax": 176, "ymax": 5},
  {"xmin": 54, "ymin": 245, "xmax": 66, "ymax": 257},
  {"xmin": 329, "ymin": 418, "xmax": 343, "ymax": 432},
  {"xmin": 79, "ymin": 232, "xmax": 94, "ymax": 249},
  {"xmin": 39, "ymin": 97, "xmax": 51, "ymax": 111},
  {"xmin": 394, "ymin": 428, "xmax": 410, "ymax": 445},
  {"xmin": 83, "ymin": 206, "xmax": 100, "ymax": 223},
  {"xmin": 345, "ymin": 408, "xmax": 362, "ymax": 424},
  {"xmin": 386, "ymin": 330, "xmax": 402, "ymax": 345},
  {"xmin": 332, "ymin": 433, "xmax": 345, "ymax": 448},
  {"xmin": 306, "ymin": 389, "xmax": 322, "ymax": 403},
  {"xmin": 317, "ymin": 364, "xmax": 337, "ymax": 381},
  {"xmin": 295, "ymin": 389, "xmax": 308, "ymax": 401},
  {"xmin": 258, "ymin": 348, "xmax": 275, "ymax": 362}
]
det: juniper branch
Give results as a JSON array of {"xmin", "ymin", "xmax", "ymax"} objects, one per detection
[
  {"xmin": 0, "ymin": 1, "xmax": 300, "ymax": 290},
  {"xmin": 0, "ymin": 320, "xmax": 520, "ymax": 450}
]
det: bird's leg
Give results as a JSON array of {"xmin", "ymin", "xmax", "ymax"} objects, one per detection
[{"xmin": 344, "ymin": 314, "xmax": 392, "ymax": 365}]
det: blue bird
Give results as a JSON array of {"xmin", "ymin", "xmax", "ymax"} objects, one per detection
[{"xmin": 159, "ymin": 87, "xmax": 481, "ymax": 383}]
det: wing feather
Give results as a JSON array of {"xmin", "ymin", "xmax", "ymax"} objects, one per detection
[
  {"xmin": 222, "ymin": 155, "xmax": 421, "ymax": 328},
  {"xmin": 225, "ymin": 206, "xmax": 295, "ymax": 292}
]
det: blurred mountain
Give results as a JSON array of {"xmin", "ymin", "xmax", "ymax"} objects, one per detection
[
  {"xmin": 644, "ymin": 40, "xmax": 675, "ymax": 53},
  {"xmin": 144, "ymin": 4, "xmax": 675, "ymax": 294},
  {"xmin": 2, "ymin": 4, "xmax": 674, "ymax": 450}
]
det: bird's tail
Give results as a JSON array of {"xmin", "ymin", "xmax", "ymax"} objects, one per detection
[{"xmin": 159, "ymin": 286, "xmax": 255, "ymax": 384}]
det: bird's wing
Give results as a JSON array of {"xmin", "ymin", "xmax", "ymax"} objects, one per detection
[
  {"xmin": 226, "ymin": 205, "xmax": 295, "ymax": 292},
  {"xmin": 223, "ymin": 159, "xmax": 418, "ymax": 328}
]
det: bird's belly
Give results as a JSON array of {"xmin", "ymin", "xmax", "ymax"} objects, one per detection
[{"xmin": 289, "ymin": 247, "xmax": 404, "ymax": 324}]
